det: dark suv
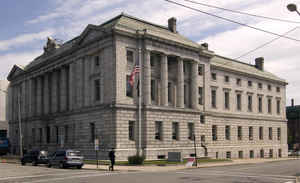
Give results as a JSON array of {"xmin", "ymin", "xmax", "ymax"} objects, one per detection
[
  {"xmin": 21, "ymin": 150, "xmax": 48, "ymax": 166},
  {"xmin": 48, "ymin": 150, "xmax": 84, "ymax": 169}
]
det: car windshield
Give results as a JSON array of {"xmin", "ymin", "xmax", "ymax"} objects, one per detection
[{"xmin": 68, "ymin": 151, "xmax": 81, "ymax": 156}]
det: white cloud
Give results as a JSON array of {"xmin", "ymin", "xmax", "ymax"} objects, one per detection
[{"xmin": 0, "ymin": 30, "xmax": 54, "ymax": 51}]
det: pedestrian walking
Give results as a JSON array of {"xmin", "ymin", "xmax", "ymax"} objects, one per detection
[{"xmin": 108, "ymin": 148, "xmax": 115, "ymax": 171}]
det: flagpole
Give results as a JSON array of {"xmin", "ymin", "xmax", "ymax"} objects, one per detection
[{"xmin": 138, "ymin": 31, "xmax": 143, "ymax": 157}]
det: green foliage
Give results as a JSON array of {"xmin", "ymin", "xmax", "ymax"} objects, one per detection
[{"xmin": 128, "ymin": 155, "xmax": 145, "ymax": 165}]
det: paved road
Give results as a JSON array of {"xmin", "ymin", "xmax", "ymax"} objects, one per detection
[{"xmin": 1, "ymin": 159, "xmax": 300, "ymax": 183}]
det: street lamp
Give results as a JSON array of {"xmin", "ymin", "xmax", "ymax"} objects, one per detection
[{"xmin": 287, "ymin": 3, "xmax": 300, "ymax": 16}]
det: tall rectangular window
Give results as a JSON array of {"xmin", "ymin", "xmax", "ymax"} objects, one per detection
[
  {"xmin": 172, "ymin": 122, "xmax": 179, "ymax": 140},
  {"xmin": 201, "ymin": 135, "xmax": 205, "ymax": 142},
  {"xmin": 224, "ymin": 75, "xmax": 230, "ymax": 83},
  {"xmin": 211, "ymin": 89, "xmax": 216, "ymax": 108},
  {"xmin": 248, "ymin": 81, "xmax": 252, "ymax": 87},
  {"xmin": 268, "ymin": 98, "xmax": 272, "ymax": 114},
  {"xmin": 259, "ymin": 126, "xmax": 263, "ymax": 140},
  {"xmin": 249, "ymin": 126, "xmax": 253, "ymax": 140},
  {"xmin": 198, "ymin": 87, "xmax": 203, "ymax": 105},
  {"xmin": 200, "ymin": 115, "xmax": 205, "ymax": 124},
  {"xmin": 237, "ymin": 93, "xmax": 241, "ymax": 111},
  {"xmin": 225, "ymin": 125, "xmax": 230, "ymax": 140},
  {"xmin": 277, "ymin": 128, "xmax": 281, "ymax": 140},
  {"xmin": 64, "ymin": 125, "xmax": 68, "ymax": 143},
  {"xmin": 90, "ymin": 123, "xmax": 95, "ymax": 142},
  {"xmin": 211, "ymin": 73, "xmax": 217, "ymax": 80},
  {"xmin": 236, "ymin": 78, "xmax": 241, "ymax": 86},
  {"xmin": 238, "ymin": 126, "xmax": 242, "ymax": 140},
  {"xmin": 258, "ymin": 96, "xmax": 262, "ymax": 113},
  {"xmin": 94, "ymin": 79, "xmax": 101, "ymax": 101},
  {"xmin": 269, "ymin": 127, "xmax": 273, "ymax": 140},
  {"xmin": 198, "ymin": 65, "xmax": 203, "ymax": 75},
  {"xmin": 188, "ymin": 123, "xmax": 194, "ymax": 140},
  {"xmin": 248, "ymin": 95, "xmax": 252, "ymax": 112},
  {"xmin": 184, "ymin": 84, "xmax": 187, "ymax": 105},
  {"xmin": 32, "ymin": 128, "xmax": 35, "ymax": 144},
  {"xmin": 168, "ymin": 82, "xmax": 172, "ymax": 103},
  {"xmin": 151, "ymin": 80, "xmax": 155, "ymax": 101},
  {"xmin": 94, "ymin": 55, "xmax": 100, "ymax": 66},
  {"xmin": 276, "ymin": 87, "xmax": 280, "ymax": 93},
  {"xmin": 129, "ymin": 121, "xmax": 135, "ymax": 141},
  {"xmin": 277, "ymin": 100, "xmax": 281, "ymax": 114},
  {"xmin": 155, "ymin": 121, "xmax": 162, "ymax": 140},
  {"xmin": 46, "ymin": 126, "xmax": 50, "ymax": 144},
  {"xmin": 212, "ymin": 125, "xmax": 217, "ymax": 141},
  {"xmin": 127, "ymin": 50, "xmax": 134, "ymax": 64},
  {"xmin": 126, "ymin": 75, "xmax": 133, "ymax": 97},
  {"xmin": 39, "ymin": 128, "xmax": 43, "ymax": 143},
  {"xmin": 224, "ymin": 91, "xmax": 229, "ymax": 109}
]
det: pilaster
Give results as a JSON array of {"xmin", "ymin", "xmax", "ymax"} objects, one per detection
[
  {"xmin": 177, "ymin": 57, "xmax": 184, "ymax": 108},
  {"xmin": 143, "ymin": 50, "xmax": 151, "ymax": 105},
  {"xmin": 160, "ymin": 54, "xmax": 168, "ymax": 106}
]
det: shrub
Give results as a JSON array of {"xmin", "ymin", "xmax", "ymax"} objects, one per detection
[{"xmin": 128, "ymin": 155, "xmax": 145, "ymax": 165}]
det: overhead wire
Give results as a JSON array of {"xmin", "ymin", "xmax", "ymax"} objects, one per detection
[{"xmin": 164, "ymin": 0, "xmax": 300, "ymax": 42}]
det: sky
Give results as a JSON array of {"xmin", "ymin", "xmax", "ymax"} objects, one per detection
[{"xmin": 1, "ymin": 0, "xmax": 300, "ymax": 106}]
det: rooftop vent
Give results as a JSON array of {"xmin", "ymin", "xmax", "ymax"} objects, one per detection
[
  {"xmin": 168, "ymin": 17, "xmax": 177, "ymax": 33},
  {"xmin": 255, "ymin": 57, "xmax": 264, "ymax": 71}
]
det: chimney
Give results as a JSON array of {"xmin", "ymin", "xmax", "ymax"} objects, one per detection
[
  {"xmin": 292, "ymin": 99, "xmax": 295, "ymax": 107},
  {"xmin": 168, "ymin": 17, "xmax": 177, "ymax": 33},
  {"xmin": 255, "ymin": 57, "xmax": 264, "ymax": 71},
  {"xmin": 201, "ymin": 43, "xmax": 208, "ymax": 50}
]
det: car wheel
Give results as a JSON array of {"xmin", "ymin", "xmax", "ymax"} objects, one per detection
[
  {"xmin": 59, "ymin": 162, "xmax": 65, "ymax": 169},
  {"xmin": 77, "ymin": 165, "xmax": 82, "ymax": 169}
]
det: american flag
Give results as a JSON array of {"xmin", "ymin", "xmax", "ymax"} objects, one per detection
[{"xmin": 129, "ymin": 65, "xmax": 140, "ymax": 86}]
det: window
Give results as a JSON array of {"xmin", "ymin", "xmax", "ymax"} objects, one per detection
[
  {"xmin": 211, "ymin": 89, "xmax": 216, "ymax": 108},
  {"xmin": 224, "ymin": 75, "xmax": 229, "ymax": 83},
  {"xmin": 258, "ymin": 83, "xmax": 262, "ymax": 89},
  {"xmin": 94, "ymin": 79, "xmax": 101, "ymax": 101},
  {"xmin": 198, "ymin": 87, "xmax": 203, "ymax": 105},
  {"xmin": 224, "ymin": 91, "xmax": 230, "ymax": 109},
  {"xmin": 277, "ymin": 128, "xmax": 281, "ymax": 140},
  {"xmin": 269, "ymin": 127, "xmax": 273, "ymax": 140},
  {"xmin": 260, "ymin": 149, "xmax": 264, "ymax": 158},
  {"xmin": 258, "ymin": 96, "xmax": 262, "ymax": 113},
  {"xmin": 248, "ymin": 95, "xmax": 252, "ymax": 112},
  {"xmin": 278, "ymin": 149, "xmax": 282, "ymax": 158},
  {"xmin": 64, "ymin": 125, "xmax": 68, "ymax": 143},
  {"xmin": 212, "ymin": 125, "xmax": 217, "ymax": 141},
  {"xmin": 39, "ymin": 128, "xmax": 43, "ymax": 143},
  {"xmin": 216, "ymin": 152, "xmax": 219, "ymax": 159},
  {"xmin": 276, "ymin": 87, "xmax": 280, "ymax": 93},
  {"xmin": 268, "ymin": 98, "xmax": 272, "ymax": 114},
  {"xmin": 168, "ymin": 82, "xmax": 172, "ymax": 103},
  {"xmin": 90, "ymin": 123, "xmax": 95, "ymax": 142},
  {"xmin": 150, "ymin": 55, "xmax": 155, "ymax": 67},
  {"xmin": 201, "ymin": 135, "xmax": 205, "ymax": 142},
  {"xmin": 211, "ymin": 73, "xmax": 217, "ymax": 80},
  {"xmin": 269, "ymin": 149, "xmax": 273, "ymax": 158},
  {"xmin": 236, "ymin": 78, "xmax": 241, "ymax": 86},
  {"xmin": 46, "ymin": 126, "xmax": 50, "ymax": 144},
  {"xmin": 198, "ymin": 65, "xmax": 203, "ymax": 75},
  {"xmin": 250, "ymin": 150, "xmax": 254, "ymax": 158},
  {"xmin": 268, "ymin": 84, "xmax": 272, "ymax": 91},
  {"xmin": 237, "ymin": 93, "xmax": 241, "ymax": 111},
  {"xmin": 226, "ymin": 151, "xmax": 231, "ymax": 159},
  {"xmin": 249, "ymin": 126, "xmax": 253, "ymax": 140},
  {"xmin": 32, "ymin": 128, "xmax": 35, "ymax": 144},
  {"xmin": 277, "ymin": 100, "xmax": 281, "ymax": 114},
  {"xmin": 129, "ymin": 121, "xmax": 135, "ymax": 141},
  {"xmin": 172, "ymin": 122, "xmax": 179, "ymax": 140},
  {"xmin": 126, "ymin": 75, "xmax": 133, "ymax": 97},
  {"xmin": 248, "ymin": 81, "xmax": 252, "ymax": 87},
  {"xmin": 238, "ymin": 151, "xmax": 243, "ymax": 159},
  {"xmin": 127, "ymin": 50, "xmax": 134, "ymax": 64},
  {"xmin": 151, "ymin": 80, "xmax": 155, "ymax": 101},
  {"xmin": 55, "ymin": 126, "xmax": 59, "ymax": 144},
  {"xmin": 155, "ymin": 121, "xmax": 162, "ymax": 140},
  {"xmin": 188, "ymin": 123, "xmax": 194, "ymax": 140},
  {"xmin": 259, "ymin": 127, "xmax": 263, "ymax": 140},
  {"xmin": 225, "ymin": 125, "xmax": 230, "ymax": 140},
  {"xmin": 184, "ymin": 84, "xmax": 187, "ymax": 105},
  {"xmin": 238, "ymin": 126, "xmax": 242, "ymax": 140},
  {"xmin": 200, "ymin": 115, "xmax": 205, "ymax": 124},
  {"xmin": 183, "ymin": 63, "xmax": 186, "ymax": 73},
  {"xmin": 94, "ymin": 55, "xmax": 100, "ymax": 66}
]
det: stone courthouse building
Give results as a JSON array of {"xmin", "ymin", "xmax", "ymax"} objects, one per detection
[{"xmin": 7, "ymin": 14, "xmax": 288, "ymax": 159}]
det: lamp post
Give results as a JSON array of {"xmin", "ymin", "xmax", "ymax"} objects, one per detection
[{"xmin": 287, "ymin": 3, "xmax": 300, "ymax": 16}]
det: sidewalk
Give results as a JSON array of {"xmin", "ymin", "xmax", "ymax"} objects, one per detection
[{"xmin": 83, "ymin": 157, "xmax": 298, "ymax": 172}]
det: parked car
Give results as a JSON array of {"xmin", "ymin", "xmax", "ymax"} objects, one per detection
[
  {"xmin": 21, "ymin": 150, "xmax": 49, "ymax": 166},
  {"xmin": 48, "ymin": 150, "xmax": 84, "ymax": 169},
  {"xmin": 288, "ymin": 150, "xmax": 293, "ymax": 156}
]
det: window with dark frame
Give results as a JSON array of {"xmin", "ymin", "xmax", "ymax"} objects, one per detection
[
  {"xmin": 277, "ymin": 100, "xmax": 281, "ymax": 114},
  {"xmin": 258, "ymin": 96, "xmax": 262, "ymax": 113},
  {"xmin": 126, "ymin": 75, "xmax": 133, "ymax": 97},
  {"xmin": 129, "ymin": 121, "xmax": 135, "ymax": 141},
  {"xmin": 249, "ymin": 126, "xmax": 253, "ymax": 140},
  {"xmin": 155, "ymin": 121, "xmax": 162, "ymax": 140},
  {"xmin": 276, "ymin": 87, "xmax": 280, "ymax": 92},
  {"xmin": 150, "ymin": 55, "xmax": 155, "ymax": 67},
  {"xmin": 94, "ymin": 55, "xmax": 100, "ymax": 66},
  {"xmin": 225, "ymin": 75, "xmax": 229, "ymax": 83},
  {"xmin": 211, "ymin": 73, "xmax": 217, "ymax": 80},
  {"xmin": 248, "ymin": 81, "xmax": 252, "ymax": 87},
  {"xmin": 225, "ymin": 91, "xmax": 229, "ymax": 109},
  {"xmin": 127, "ymin": 50, "xmax": 134, "ymax": 64},
  {"xmin": 269, "ymin": 149, "xmax": 273, "ymax": 158},
  {"xmin": 188, "ymin": 123, "xmax": 194, "ymax": 140},
  {"xmin": 198, "ymin": 87, "xmax": 203, "ymax": 105},
  {"xmin": 151, "ymin": 80, "xmax": 155, "ymax": 101},
  {"xmin": 94, "ymin": 79, "xmax": 101, "ymax": 101},
  {"xmin": 200, "ymin": 115, "xmax": 205, "ymax": 124},
  {"xmin": 248, "ymin": 95, "xmax": 252, "ymax": 112},
  {"xmin": 212, "ymin": 125, "xmax": 217, "ymax": 141},
  {"xmin": 258, "ymin": 83, "xmax": 262, "ymax": 89},
  {"xmin": 226, "ymin": 151, "xmax": 231, "ymax": 159},
  {"xmin": 225, "ymin": 125, "xmax": 230, "ymax": 140},
  {"xmin": 238, "ymin": 126, "xmax": 242, "ymax": 140},
  {"xmin": 260, "ymin": 149, "xmax": 264, "ymax": 158},
  {"xmin": 211, "ymin": 89, "xmax": 216, "ymax": 108},
  {"xmin": 236, "ymin": 78, "xmax": 241, "ymax": 86},
  {"xmin": 277, "ymin": 128, "xmax": 281, "ymax": 140},
  {"xmin": 198, "ymin": 65, "xmax": 203, "ymax": 75},
  {"xmin": 201, "ymin": 135, "xmax": 205, "ymax": 142},
  {"xmin": 269, "ymin": 127, "xmax": 273, "ymax": 140},
  {"xmin": 268, "ymin": 84, "xmax": 272, "ymax": 91},
  {"xmin": 237, "ymin": 93, "xmax": 241, "ymax": 111},
  {"xmin": 172, "ymin": 122, "xmax": 179, "ymax": 140},
  {"xmin": 168, "ymin": 82, "xmax": 172, "ymax": 103},
  {"xmin": 250, "ymin": 150, "xmax": 254, "ymax": 158},
  {"xmin": 238, "ymin": 151, "xmax": 243, "ymax": 158},
  {"xmin": 259, "ymin": 126, "xmax": 263, "ymax": 140},
  {"xmin": 90, "ymin": 123, "xmax": 95, "ymax": 142},
  {"xmin": 268, "ymin": 98, "xmax": 272, "ymax": 114}
]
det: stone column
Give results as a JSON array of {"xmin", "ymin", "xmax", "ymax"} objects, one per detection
[
  {"xmin": 191, "ymin": 61, "xmax": 198, "ymax": 109},
  {"xmin": 84, "ymin": 56, "xmax": 91, "ymax": 107},
  {"xmin": 176, "ymin": 57, "xmax": 184, "ymax": 108},
  {"xmin": 160, "ymin": 54, "xmax": 168, "ymax": 106},
  {"xmin": 7, "ymin": 86, "xmax": 12, "ymax": 121},
  {"xmin": 21, "ymin": 81, "xmax": 26, "ymax": 119},
  {"xmin": 76, "ymin": 59, "xmax": 83, "ymax": 109},
  {"xmin": 43, "ymin": 73, "xmax": 49, "ymax": 114},
  {"xmin": 28, "ymin": 78, "xmax": 34, "ymax": 117},
  {"xmin": 51, "ymin": 71, "xmax": 58, "ymax": 113},
  {"xmin": 36, "ymin": 76, "xmax": 42, "ymax": 116},
  {"xmin": 69, "ymin": 63, "xmax": 74, "ymax": 110},
  {"xmin": 143, "ymin": 50, "xmax": 151, "ymax": 105},
  {"xmin": 60, "ymin": 67, "xmax": 67, "ymax": 111}
]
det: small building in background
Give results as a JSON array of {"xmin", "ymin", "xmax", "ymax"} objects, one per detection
[
  {"xmin": 286, "ymin": 99, "xmax": 300, "ymax": 150},
  {"xmin": 0, "ymin": 80, "xmax": 9, "ymax": 138}
]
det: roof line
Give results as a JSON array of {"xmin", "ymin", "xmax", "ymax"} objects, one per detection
[{"xmin": 215, "ymin": 54, "xmax": 254, "ymax": 67}]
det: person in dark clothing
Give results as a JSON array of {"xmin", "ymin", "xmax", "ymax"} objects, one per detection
[{"xmin": 108, "ymin": 148, "xmax": 115, "ymax": 171}]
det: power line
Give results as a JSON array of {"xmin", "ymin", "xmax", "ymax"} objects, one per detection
[
  {"xmin": 164, "ymin": 0, "xmax": 300, "ymax": 42},
  {"xmin": 235, "ymin": 27, "xmax": 299, "ymax": 59},
  {"xmin": 183, "ymin": 0, "xmax": 300, "ymax": 24}
]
